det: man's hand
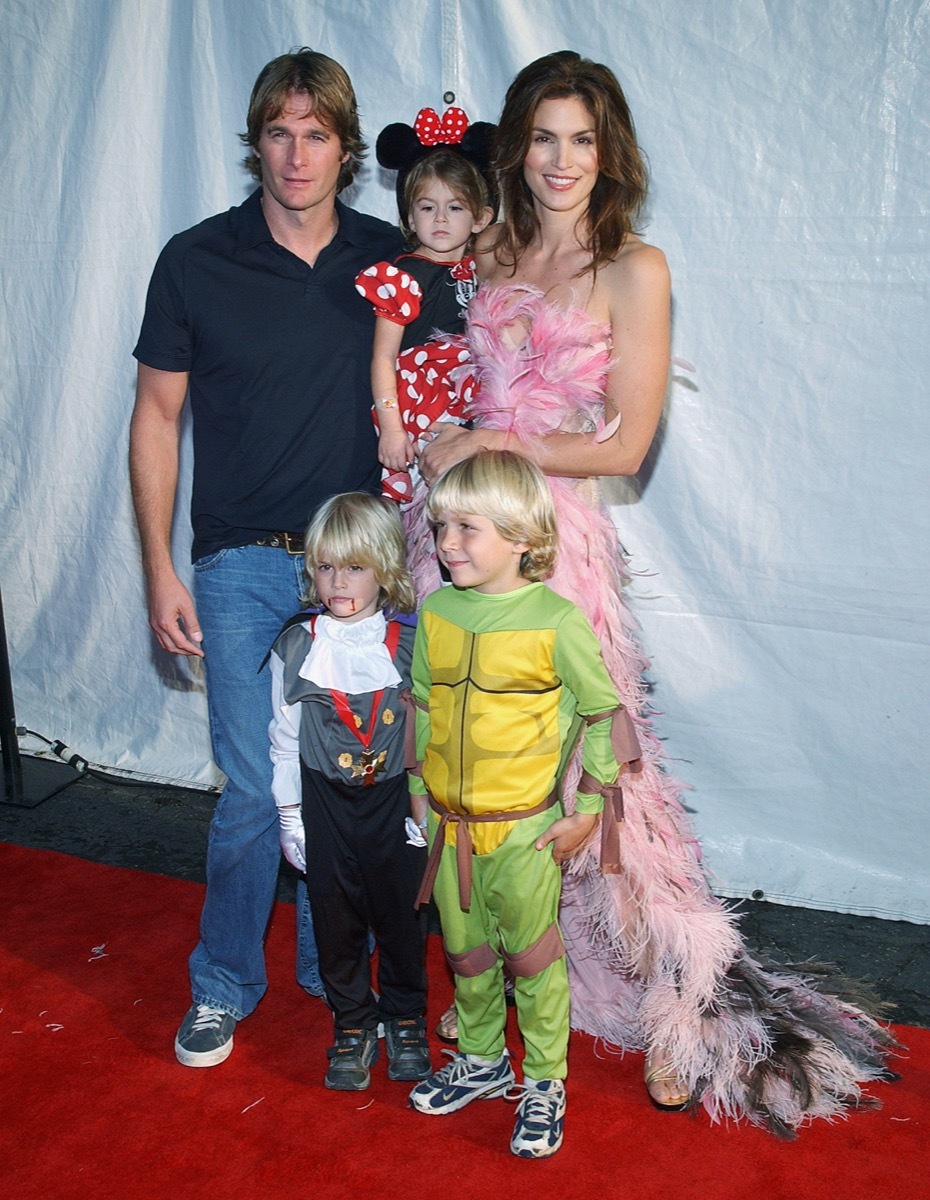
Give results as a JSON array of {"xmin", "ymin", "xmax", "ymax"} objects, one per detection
[
  {"xmin": 535, "ymin": 811, "xmax": 599, "ymax": 865},
  {"xmin": 146, "ymin": 571, "xmax": 204, "ymax": 657},
  {"xmin": 130, "ymin": 363, "xmax": 200, "ymax": 655}
]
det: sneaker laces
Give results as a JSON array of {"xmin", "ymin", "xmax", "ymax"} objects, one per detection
[
  {"xmin": 191, "ymin": 1005, "xmax": 229, "ymax": 1032},
  {"xmin": 508, "ymin": 1080, "xmax": 563, "ymax": 1125},
  {"xmin": 434, "ymin": 1048, "xmax": 500, "ymax": 1083}
]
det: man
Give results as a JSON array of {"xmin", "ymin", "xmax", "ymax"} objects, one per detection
[{"xmin": 130, "ymin": 48, "xmax": 403, "ymax": 1067}]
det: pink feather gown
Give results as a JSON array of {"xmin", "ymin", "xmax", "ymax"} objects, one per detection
[{"xmin": 408, "ymin": 283, "xmax": 896, "ymax": 1137}]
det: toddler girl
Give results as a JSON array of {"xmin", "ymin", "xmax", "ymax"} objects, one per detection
[{"xmin": 355, "ymin": 144, "xmax": 493, "ymax": 504}]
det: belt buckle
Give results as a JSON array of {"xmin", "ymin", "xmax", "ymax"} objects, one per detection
[{"xmin": 256, "ymin": 531, "xmax": 303, "ymax": 554}]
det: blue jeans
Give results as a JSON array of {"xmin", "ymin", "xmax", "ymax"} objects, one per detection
[{"xmin": 190, "ymin": 544, "xmax": 322, "ymax": 1020}]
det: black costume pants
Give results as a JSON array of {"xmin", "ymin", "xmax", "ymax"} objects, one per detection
[{"xmin": 301, "ymin": 765, "xmax": 427, "ymax": 1031}]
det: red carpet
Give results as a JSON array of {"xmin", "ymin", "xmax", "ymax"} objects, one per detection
[{"xmin": 0, "ymin": 843, "xmax": 926, "ymax": 1200}]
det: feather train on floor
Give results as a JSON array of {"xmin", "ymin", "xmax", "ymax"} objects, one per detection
[{"xmin": 409, "ymin": 283, "xmax": 898, "ymax": 1136}]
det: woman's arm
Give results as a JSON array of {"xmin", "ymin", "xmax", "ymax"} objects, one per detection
[
  {"xmin": 523, "ymin": 243, "xmax": 667, "ymax": 477},
  {"xmin": 418, "ymin": 241, "xmax": 671, "ymax": 484},
  {"xmin": 534, "ymin": 242, "xmax": 671, "ymax": 477},
  {"xmin": 416, "ymin": 423, "xmax": 509, "ymax": 484}
]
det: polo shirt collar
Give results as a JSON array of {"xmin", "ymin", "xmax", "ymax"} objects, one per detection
[
  {"xmin": 235, "ymin": 188, "xmax": 273, "ymax": 251},
  {"xmin": 330, "ymin": 198, "xmax": 369, "ymax": 248},
  {"xmin": 235, "ymin": 188, "xmax": 363, "ymax": 253}
]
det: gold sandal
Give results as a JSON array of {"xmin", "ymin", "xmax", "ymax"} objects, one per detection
[
  {"xmin": 644, "ymin": 1053, "xmax": 690, "ymax": 1111},
  {"xmin": 435, "ymin": 1002, "xmax": 458, "ymax": 1043}
]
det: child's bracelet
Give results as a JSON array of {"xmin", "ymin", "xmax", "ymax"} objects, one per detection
[{"xmin": 374, "ymin": 396, "xmax": 398, "ymax": 410}]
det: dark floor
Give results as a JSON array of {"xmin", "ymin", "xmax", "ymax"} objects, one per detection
[{"xmin": 2, "ymin": 761, "xmax": 927, "ymax": 1028}]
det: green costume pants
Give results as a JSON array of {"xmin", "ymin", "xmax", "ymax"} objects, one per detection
[{"xmin": 431, "ymin": 806, "xmax": 569, "ymax": 1080}]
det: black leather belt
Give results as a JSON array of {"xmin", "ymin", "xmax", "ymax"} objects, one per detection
[{"xmin": 254, "ymin": 532, "xmax": 304, "ymax": 555}]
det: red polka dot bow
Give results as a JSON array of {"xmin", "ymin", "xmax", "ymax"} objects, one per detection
[{"xmin": 413, "ymin": 106, "xmax": 470, "ymax": 146}]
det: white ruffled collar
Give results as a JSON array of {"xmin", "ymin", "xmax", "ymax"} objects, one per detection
[{"xmin": 298, "ymin": 610, "xmax": 401, "ymax": 692}]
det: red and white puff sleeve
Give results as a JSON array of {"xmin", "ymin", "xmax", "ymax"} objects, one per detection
[{"xmin": 354, "ymin": 262, "xmax": 423, "ymax": 325}]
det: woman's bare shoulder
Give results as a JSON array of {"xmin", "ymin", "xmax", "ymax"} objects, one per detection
[
  {"xmin": 611, "ymin": 235, "xmax": 669, "ymax": 284},
  {"xmin": 595, "ymin": 236, "xmax": 669, "ymax": 309},
  {"xmin": 580, "ymin": 238, "xmax": 669, "ymax": 334}
]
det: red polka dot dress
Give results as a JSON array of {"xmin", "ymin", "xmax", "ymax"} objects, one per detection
[{"xmin": 355, "ymin": 253, "xmax": 478, "ymax": 504}]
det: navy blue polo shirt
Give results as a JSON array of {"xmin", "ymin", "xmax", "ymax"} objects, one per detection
[{"xmin": 133, "ymin": 189, "xmax": 404, "ymax": 561}]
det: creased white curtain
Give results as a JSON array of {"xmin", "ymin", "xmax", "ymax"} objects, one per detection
[{"xmin": 2, "ymin": 0, "xmax": 927, "ymax": 920}]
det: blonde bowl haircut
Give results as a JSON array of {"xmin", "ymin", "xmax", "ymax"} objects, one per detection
[
  {"xmin": 427, "ymin": 450, "xmax": 557, "ymax": 582},
  {"xmin": 302, "ymin": 493, "xmax": 416, "ymax": 613}
]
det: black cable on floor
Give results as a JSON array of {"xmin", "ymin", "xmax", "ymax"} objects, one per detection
[{"xmin": 16, "ymin": 727, "xmax": 219, "ymax": 792}]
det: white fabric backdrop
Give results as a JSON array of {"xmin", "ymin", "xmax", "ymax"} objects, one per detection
[{"xmin": 2, "ymin": 0, "xmax": 927, "ymax": 921}]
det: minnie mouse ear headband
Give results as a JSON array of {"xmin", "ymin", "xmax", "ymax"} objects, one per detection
[{"xmin": 376, "ymin": 106, "xmax": 498, "ymax": 220}]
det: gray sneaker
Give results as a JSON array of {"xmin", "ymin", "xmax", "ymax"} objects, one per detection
[
  {"xmin": 324, "ymin": 1028, "xmax": 380, "ymax": 1091},
  {"xmin": 174, "ymin": 1004, "xmax": 236, "ymax": 1067},
  {"xmin": 384, "ymin": 1016, "xmax": 431, "ymax": 1081}
]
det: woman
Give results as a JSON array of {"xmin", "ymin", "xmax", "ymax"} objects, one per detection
[{"xmin": 416, "ymin": 50, "xmax": 895, "ymax": 1136}]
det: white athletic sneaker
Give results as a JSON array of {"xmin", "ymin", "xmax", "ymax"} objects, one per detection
[
  {"xmin": 409, "ymin": 1049, "xmax": 514, "ymax": 1114},
  {"xmin": 509, "ymin": 1077, "xmax": 566, "ymax": 1158}
]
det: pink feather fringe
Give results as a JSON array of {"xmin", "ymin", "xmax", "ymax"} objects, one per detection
[{"xmin": 410, "ymin": 284, "xmax": 897, "ymax": 1137}]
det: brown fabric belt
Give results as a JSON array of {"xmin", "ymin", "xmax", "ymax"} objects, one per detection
[
  {"xmin": 414, "ymin": 790, "xmax": 559, "ymax": 912},
  {"xmin": 254, "ymin": 531, "xmax": 304, "ymax": 554}
]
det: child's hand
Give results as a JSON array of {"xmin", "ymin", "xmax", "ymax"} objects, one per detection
[
  {"xmin": 378, "ymin": 428, "xmax": 415, "ymax": 471},
  {"xmin": 410, "ymin": 792, "xmax": 428, "ymax": 828},
  {"xmin": 277, "ymin": 804, "xmax": 306, "ymax": 872},
  {"xmin": 535, "ymin": 812, "xmax": 599, "ymax": 865},
  {"xmin": 404, "ymin": 816, "xmax": 427, "ymax": 847},
  {"xmin": 406, "ymin": 792, "xmax": 428, "ymax": 847}
]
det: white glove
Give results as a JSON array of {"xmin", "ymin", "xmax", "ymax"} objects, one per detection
[
  {"xmin": 405, "ymin": 816, "xmax": 428, "ymax": 847},
  {"xmin": 277, "ymin": 805, "xmax": 306, "ymax": 872}
]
